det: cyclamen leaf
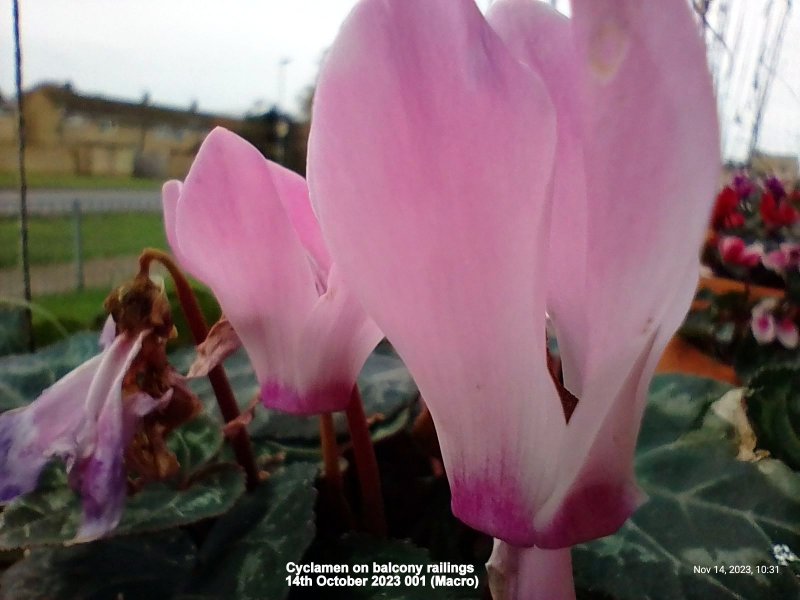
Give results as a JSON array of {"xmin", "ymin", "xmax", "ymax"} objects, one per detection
[
  {"xmin": 0, "ymin": 308, "xmax": 27, "ymax": 357},
  {"xmin": 188, "ymin": 463, "xmax": 318, "ymax": 600},
  {"xmin": 168, "ymin": 414, "xmax": 225, "ymax": 477},
  {"xmin": 0, "ymin": 464, "xmax": 245, "ymax": 549},
  {"xmin": 746, "ymin": 365, "xmax": 800, "ymax": 470},
  {"xmin": 733, "ymin": 335, "xmax": 800, "ymax": 384},
  {"xmin": 574, "ymin": 374, "xmax": 800, "ymax": 600},
  {"xmin": 0, "ymin": 531, "xmax": 196, "ymax": 600},
  {"xmin": 0, "ymin": 331, "xmax": 101, "ymax": 411}
]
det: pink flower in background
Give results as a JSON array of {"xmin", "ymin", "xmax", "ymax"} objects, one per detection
[
  {"xmin": 750, "ymin": 299, "xmax": 799, "ymax": 349},
  {"xmin": 718, "ymin": 236, "xmax": 763, "ymax": 268},
  {"xmin": 762, "ymin": 243, "xmax": 800, "ymax": 274},
  {"xmin": 776, "ymin": 318, "xmax": 799, "ymax": 349},
  {"xmin": 309, "ymin": 2, "xmax": 717, "ymax": 586},
  {"xmin": 162, "ymin": 128, "xmax": 382, "ymax": 415},
  {"xmin": 751, "ymin": 299, "xmax": 777, "ymax": 345}
]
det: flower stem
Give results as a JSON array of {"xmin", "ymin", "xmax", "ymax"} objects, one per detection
[
  {"xmin": 319, "ymin": 413, "xmax": 354, "ymax": 528},
  {"xmin": 320, "ymin": 413, "xmax": 344, "ymax": 490},
  {"xmin": 345, "ymin": 386, "xmax": 386, "ymax": 536},
  {"xmin": 139, "ymin": 248, "xmax": 259, "ymax": 490}
]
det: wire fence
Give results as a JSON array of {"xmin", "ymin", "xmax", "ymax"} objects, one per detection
[{"xmin": 1, "ymin": 194, "xmax": 163, "ymax": 298}]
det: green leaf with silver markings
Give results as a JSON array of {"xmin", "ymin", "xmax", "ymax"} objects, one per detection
[{"xmin": 574, "ymin": 374, "xmax": 800, "ymax": 600}]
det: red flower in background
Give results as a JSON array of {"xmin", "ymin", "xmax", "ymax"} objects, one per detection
[
  {"xmin": 711, "ymin": 186, "xmax": 745, "ymax": 229},
  {"xmin": 718, "ymin": 236, "xmax": 763, "ymax": 268},
  {"xmin": 760, "ymin": 191, "xmax": 798, "ymax": 229}
]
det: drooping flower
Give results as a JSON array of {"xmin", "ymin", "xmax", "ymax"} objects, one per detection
[
  {"xmin": 162, "ymin": 128, "xmax": 382, "ymax": 415},
  {"xmin": 309, "ymin": 0, "xmax": 717, "ymax": 566},
  {"xmin": 0, "ymin": 276, "xmax": 200, "ymax": 542},
  {"xmin": 718, "ymin": 236, "xmax": 763, "ymax": 268}
]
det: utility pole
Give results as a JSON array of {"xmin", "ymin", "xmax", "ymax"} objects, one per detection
[
  {"xmin": 277, "ymin": 57, "xmax": 291, "ymax": 112},
  {"xmin": 748, "ymin": 0, "xmax": 793, "ymax": 159},
  {"xmin": 13, "ymin": 0, "xmax": 34, "ymax": 351}
]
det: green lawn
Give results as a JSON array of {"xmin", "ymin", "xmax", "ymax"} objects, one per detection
[
  {"xmin": 24, "ymin": 283, "xmax": 221, "ymax": 349},
  {"xmin": 0, "ymin": 172, "xmax": 162, "ymax": 191},
  {"xmin": 0, "ymin": 213, "xmax": 167, "ymax": 268}
]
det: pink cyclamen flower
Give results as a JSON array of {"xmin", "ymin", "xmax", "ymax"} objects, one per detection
[
  {"xmin": 309, "ymin": 0, "xmax": 717, "ymax": 581},
  {"xmin": 776, "ymin": 318, "xmax": 799, "ymax": 349},
  {"xmin": 718, "ymin": 236, "xmax": 763, "ymax": 268},
  {"xmin": 751, "ymin": 299, "xmax": 778, "ymax": 344},
  {"xmin": 162, "ymin": 128, "xmax": 382, "ymax": 415},
  {"xmin": 0, "ymin": 331, "xmax": 167, "ymax": 542},
  {"xmin": 762, "ymin": 243, "xmax": 800, "ymax": 274}
]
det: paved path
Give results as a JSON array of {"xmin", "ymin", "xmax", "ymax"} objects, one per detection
[
  {"xmin": 0, "ymin": 190, "xmax": 161, "ymax": 216},
  {"xmin": 1, "ymin": 255, "xmax": 140, "ymax": 297}
]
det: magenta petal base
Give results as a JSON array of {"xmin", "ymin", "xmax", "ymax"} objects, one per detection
[
  {"xmin": 260, "ymin": 380, "xmax": 353, "ymax": 415},
  {"xmin": 534, "ymin": 480, "xmax": 645, "ymax": 549},
  {"xmin": 450, "ymin": 476, "xmax": 537, "ymax": 547}
]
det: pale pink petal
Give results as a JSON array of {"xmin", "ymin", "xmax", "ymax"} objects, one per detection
[
  {"xmin": 0, "ymin": 354, "xmax": 103, "ymax": 502},
  {"xmin": 567, "ymin": 0, "xmax": 719, "ymax": 370},
  {"xmin": 263, "ymin": 266, "xmax": 382, "ymax": 414},
  {"xmin": 763, "ymin": 249, "xmax": 789, "ymax": 273},
  {"xmin": 751, "ymin": 302, "xmax": 777, "ymax": 345},
  {"xmin": 172, "ymin": 128, "xmax": 318, "ymax": 389},
  {"xmin": 99, "ymin": 315, "xmax": 117, "ymax": 350},
  {"xmin": 309, "ymin": 0, "xmax": 563, "ymax": 544},
  {"xmin": 161, "ymin": 180, "xmax": 196, "ymax": 277},
  {"xmin": 487, "ymin": 540, "xmax": 575, "ymax": 600},
  {"xmin": 187, "ymin": 316, "xmax": 242, "ymax": 378},
  {"xmin": 776, "ymin": 318, "xmax": 798, "ymax": 349},
  {"xmin": 271, "ymin": 162, "xmax": 333, "ymax": 286},
  {"xmin": 488, "ymin": 0, "xmax": 588, "ymax": 393},
  {"xmin": 490, "ymin": 0, "xmax": 718, "ymax": 546}
]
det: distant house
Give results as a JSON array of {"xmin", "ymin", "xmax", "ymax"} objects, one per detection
[{"xmin": 0, "ymin": 83, "xmax": 301, "ymax": 179}]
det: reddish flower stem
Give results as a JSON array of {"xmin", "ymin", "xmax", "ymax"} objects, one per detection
[
  {"xmin": 139, "ymin": 248, "xmax": 259, "ymax": 490},
  {"xmin": 319, "ymin": 412, "xmax": 354, "ymax": 527},
  {"xmin": 345, "ymin": 386, "xmax": 386, "ymax": 536},
  {"xmin": 320, "ymin": 413, "xmax": 343, "ymax": 488}
]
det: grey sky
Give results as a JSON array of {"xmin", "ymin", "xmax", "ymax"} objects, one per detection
[{"xmin": 1, "ymin": 0, "xmax": 797, "ymax": 161}]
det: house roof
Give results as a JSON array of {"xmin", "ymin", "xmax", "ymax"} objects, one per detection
[{"xmin": 29, "ymin": 83, "xmax": 243, "ymax": 130}]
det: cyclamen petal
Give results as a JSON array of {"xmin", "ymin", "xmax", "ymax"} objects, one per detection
[
  {"xmin": 311, "ymin": 0, "xmax": 717, "ymax": 554},
  {"xmin": 719, "ymin": 236, "xmax": 763, "ymax": 268},
  {"xmin": 776, "ymin": 318, "xmax": 799, "ymax": 349},
  {"xmin": 763, "ymin": 249, "xmax": 789, "ymax": 273},
  {"xmin": 165, "ymin": 128, "xmax": 382, "ymax": 415},
  {"xmin": 0, "ymin": 354, "xmax": 103, "ymax": 502},
  {"xmin": 310, "ymin": 0, "xmax": 562, "ymax": 544},
  {"xmin": 751, "ymin": 301, "xmax": 777, "ymax": 345},
  {"xmin": 487, "ymin": 0, "xmax": 718, "ymax": 547},
  {"xmin": 187, "ymin": 316, "xmax": 242, "ymax": 379}
]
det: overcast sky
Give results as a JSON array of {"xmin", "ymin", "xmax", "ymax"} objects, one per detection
[{"xmin": 0, "ymin": 0, "xmax": 797, "ymax": 161}]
